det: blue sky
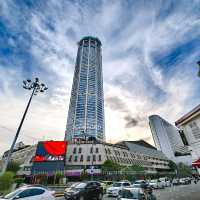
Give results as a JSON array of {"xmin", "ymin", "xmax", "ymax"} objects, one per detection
[{"xmin": 0, "ymin": 0, "xmax": 199, "ymax": 154}]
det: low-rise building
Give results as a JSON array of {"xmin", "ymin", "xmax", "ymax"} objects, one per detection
[
  {"xmin": 65, "ymin": 140, "xmax": 170, "ymax": 177},
  {"xmin": 175, "ymin": 104, "xmax": 200, "ymax": 172},
  {"xmin": 1, "ymin": 142, "xmax": 37, "ymax": 175},
  {"xmin": 1, "ymin": 140, "xmax": 171, "ymax": 182}
]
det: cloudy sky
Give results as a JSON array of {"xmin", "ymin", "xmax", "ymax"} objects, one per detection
[{"xmin": 0, "ymin": 0, "xmax": 200, "ymax": 154}]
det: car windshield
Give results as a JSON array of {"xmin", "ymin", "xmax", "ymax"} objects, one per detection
[
  {"xmin": 133, "ymin": 184, "xmax": 140, "ymax": 188},
  {"xmin": 73, "ymin": 183, "xmax": 87, "ymax": 189},
  {"xmin": 135, "ymin": 181, "xmax": 144, "ymax": 184},
  {"xmin": 120, "ymin": 189, "xmax": 139, "ymax": 199},
  {"xmin": 3, "ymin": 189, "xmax": 22, "ymax": 199},
  {"xmin": 113, "ymin": 182, "xmax": 122, "ymax": 187}
]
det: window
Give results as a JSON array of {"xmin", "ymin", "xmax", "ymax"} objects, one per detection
[
  {"xmin": 73, "ymin": 148, "xmax": 77, "ymax": 154},
  {"xmin": 19, "ymin": 189, "xmax": 45, "ymax": 198},
  {"xmin": 105, "ymin": 148, "xmax": 107, "ymax": 154},
  {"xmin": 68, "ymin": 155, "xmax": 72, "ymax": 162},
  {"xmin": 90, "ymin": 147, "xmax": 93, "ymax": 153},
  {"xmin": 96, "ymin": 148, "xmax": 99, "ymax": 153},
  {"xmin": 78, "ymin": 147, "xmax": 82, "ymax": 154},
  {"xmin": 93, "ymin": 155, "xmax": 96, "ymax": 162},
  {"xmin": 30, "ymin": 189, "xmax": 45, "ymax": 196},
  {"xmin": 80, "ymin": 155, "xmax": 84, "ymax": 162},
  {"xmin": 98, "ymin": 155, "xmax": 102, "ymax": 161},
  {"xmin": 74, "ymin": 155, "xmax": 78, "ymax": 162},
  {"xmin": 123, "ymin": 182, "xmax": 130, "ymax": 186},
  {"xmin": 87, "ymin": 156, "xmax": 90, "ymax": 161}
]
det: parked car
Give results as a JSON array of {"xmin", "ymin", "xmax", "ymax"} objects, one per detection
[
  {"xmin": 179, "ymin": 178, "xmax": 191, "ymax": 185},
  {"xmin": 132, "ymin": 180, "xmax": 149, "ymax": 190},
  {"xmin": 0, "ymin": 186, "xmax": 55, "ymax": 200},
  {"xmin": 100, "ymin": 181, "xmax": 113, "ymax": 194},
  {"xmin": 159, "ymin": 177, "xmax": 171, "ymax": 187},
  {"xmin": 172, "ymin": 179, "xmax": 180, "ymax": 186},
  {"xmin": 107, "ymin": 181, "xmax": 131, "ymax": 197},
  {"xmin": 64, "ymin": 181, "xmax": 103, "ymax": 200},
  {"xmin": 148, "ymin": 179, "xmax": 164, "ymax": 189},
  {"xmin": 117, "ymin": 188, "xmax": 145, "ymax": 200},
  {"xmin": 131, "ymin": 180, "xmax": 149, "ymax": 193}
]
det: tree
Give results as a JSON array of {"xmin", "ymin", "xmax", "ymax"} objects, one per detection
[
  {"xmin": 122, "ymin": 164, "xmax": 145, "ymax": 173},
  {"xmin": 102, "ymin": 160, "xmax": 121, "ymax": 172},
  {"xmin": 7, "ymin": 161, "xmax": 20, "ymax": 174},
  {"xmin": 120, "ymin": 165, "xmax": 145, "ymax": 181},
  {"xmin": 168, "ymin": 160, "xmax": 177, "ymax": 171},
  {"xmin": 80, "ymin": 170, "xmax": 89, "ymax": 181},
  {"xmin": 0, "ymin": 172, "xmax": 14, "ymax": 193},
  {"xmin": 15, "ymin": 178, "xmax": 25, "ymax": 188},
  {"xmin": 177, "ymin": 162, "xmax": 192, "ymax": 178}
]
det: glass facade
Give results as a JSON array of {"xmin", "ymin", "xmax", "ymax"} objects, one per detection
[{"xmin": 65, "ymin": 36, "xmax": 105, "ymax": 141}]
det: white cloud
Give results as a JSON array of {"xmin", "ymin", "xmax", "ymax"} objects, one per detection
[{"xmin": 0, "ymin": 0, "xmax": 199, "ymax": 154}]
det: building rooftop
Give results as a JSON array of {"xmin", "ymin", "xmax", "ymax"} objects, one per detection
[
  {"xmin": 175, "ymin": 104, "xmax": 200, "ymax": 126},
  {"xmin": 79, "ymin": 36, "xmax": 102, "ymax": 46},
  {"xmin": 126, "ymin": 140, "xmax": 157, "ymax": 150},
  {"xmin": 116, "ymin": 140, "xmax": 168, "ymax": 160}
]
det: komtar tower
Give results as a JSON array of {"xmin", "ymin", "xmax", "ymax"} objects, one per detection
[{"xmin": 65, "ymin": 36, "xmax": 105, "ymax": 141}]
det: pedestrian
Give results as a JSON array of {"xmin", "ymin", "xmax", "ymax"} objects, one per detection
[{"xmin": 146, "ymin": 186, "xmax": 157, "ymax": 200}]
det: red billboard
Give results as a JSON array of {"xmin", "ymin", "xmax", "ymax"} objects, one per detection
[{"xmin": 32, "ymin": 141, "xmax": 67, "ymax": 162}]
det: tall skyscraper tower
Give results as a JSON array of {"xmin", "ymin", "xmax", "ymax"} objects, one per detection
[{"xmin": 65, "ymin": 36, "xmax": 105, "ymax": 141}]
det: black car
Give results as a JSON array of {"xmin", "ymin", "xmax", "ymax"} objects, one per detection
[{"xmin": 64, "ymin": 181, "xmax": 103, "ymax": 200}]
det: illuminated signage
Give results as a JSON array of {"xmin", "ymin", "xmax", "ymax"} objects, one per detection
[{"xmin": 32, "ymin": 141, "xmax": 67, "ymax": 162}]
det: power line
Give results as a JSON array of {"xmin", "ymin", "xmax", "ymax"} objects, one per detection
[{"xmin": 0, "ymin": 125, "xmax": 42, "ymax": 141}]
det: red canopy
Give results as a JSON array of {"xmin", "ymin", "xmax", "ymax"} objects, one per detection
[{"xmin": 192, "ymin": 158, "xmax": 200, "ymax": 167}]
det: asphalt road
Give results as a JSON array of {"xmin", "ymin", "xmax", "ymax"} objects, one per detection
[{"xmin": 57, "ymin": 181, "xmax": 200, "ymax": 200}]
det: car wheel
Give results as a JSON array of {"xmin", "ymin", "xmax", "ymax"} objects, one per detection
[
  {"xmin": 79, "ymin": 196, "xmax": 84, "ymax": 200},
  {"xmin": 98, "ymin": 193, "xmax": 103, "ymax": 200}
]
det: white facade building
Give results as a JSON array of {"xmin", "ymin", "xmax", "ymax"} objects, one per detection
[
  {"xmin": 149, "ymin": 115, "xmax": 191, "ymax": 165},
  {"xmin": 65, "ymin": 140, "xmax": 169, "ymax": 176},
  {"xmin": 175, "ymin": 104, "xmax": 200, "ymax": 165}
]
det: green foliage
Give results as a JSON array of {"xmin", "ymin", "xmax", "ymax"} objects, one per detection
[
  {"xmin": 122, "ymin": 165, "xmax": 145, "ymax": 172},
  {"xmin": 0, "ymin": 172, "xmax": 14, "ymax": 193},
  {"xmin": 55, "ymin": 172, "xmax": 64, "ymax": 178},
  {"xmin": 168, "ymin": 160, "xmax": 177, "ymax": 171},
  {"xmin": 15, "ymin": 178, "xmax": 25, "ymax": 187},
  {"xmin": 7, "ymin": 161, "xmax": 20, "ymax": 174},
  {"xmin": 177, "ymin": 162, "xmax": 192, "ymax": 178},
  {"xmin": 102, "ymin": 160, "xmax": 121, "ymax": 171},
  {"xmin": 80, "ymin": 169, "xmax": 89, "ymax": 181}
]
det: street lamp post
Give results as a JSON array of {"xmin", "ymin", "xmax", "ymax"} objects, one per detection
[
  {"xmin": 197, "ymin": 61, "xmax": 200, "ymax": 77},
  {"xmin": 1, "ymin": 78, "xmax": 48, "ymax": 175}
]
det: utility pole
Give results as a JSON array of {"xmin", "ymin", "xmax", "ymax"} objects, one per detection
[{"xmin": 197, "ymin": 61, "xmax": 200, "ymax": 77}]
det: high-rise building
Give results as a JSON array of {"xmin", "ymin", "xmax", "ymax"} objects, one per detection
[
  {"xmin": 149, "ymin": 115, "xmax": 191, "ymax": 165},
  {"xmin": 65, "ymin": 36, "xmax": 105, "ymax": 141}
]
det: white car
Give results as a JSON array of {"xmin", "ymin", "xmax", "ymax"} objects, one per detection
[
  {"xmin": 107, "ymin": 181, "xmax": 131, "ymax": 197},
  {"xmin": 149, "ymin": 179, "xmax": 164, "ymax": 189},
  {"xmin": 0, "ymin": 186, "xmax": 55, "ymax": 200},
  {"xmin": 159, "ymin": 177, "xmax": 171, "ymax": 187}
]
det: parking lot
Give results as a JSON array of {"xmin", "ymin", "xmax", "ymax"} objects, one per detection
[{"xmin": 57, "ymin": 181, "xmax": 200, "ymax": 200}]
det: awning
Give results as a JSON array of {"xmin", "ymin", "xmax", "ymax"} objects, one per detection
[{"xmin": 192, "ymin": 159, "xmax": 200, "ymax": 167}]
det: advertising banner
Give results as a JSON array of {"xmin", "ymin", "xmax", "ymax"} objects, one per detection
[{"xmin": 32, "ymin": 141, "xmax": 67, "ymax": 162}]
